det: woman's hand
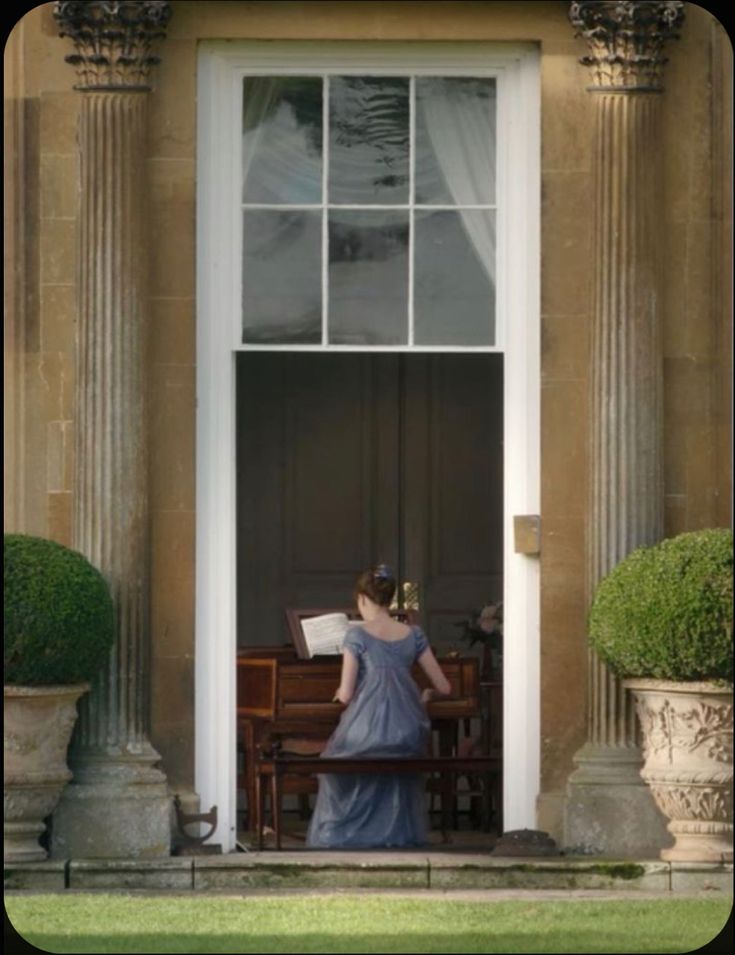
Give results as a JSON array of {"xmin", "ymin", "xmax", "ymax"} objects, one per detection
[{"xmin": 421, "ymin": 687, "xmax": 435, "ymax": 705}]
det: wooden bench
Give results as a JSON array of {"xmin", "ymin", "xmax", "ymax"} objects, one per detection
[{"xmin": 255, "ymin": 746, "xmax": 502, "ymax": 850}]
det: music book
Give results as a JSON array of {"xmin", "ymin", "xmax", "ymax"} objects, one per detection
[{"xmin": 299, "ymin": 612, "xmax": 359, "ymax": 658}]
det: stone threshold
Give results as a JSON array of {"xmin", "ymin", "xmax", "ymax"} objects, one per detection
[{"xmin": 4, "ymin": 855, "xmax": 733, "ymax": 894}]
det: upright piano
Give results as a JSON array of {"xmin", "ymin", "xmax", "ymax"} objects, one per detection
[{"xmin": 236, "ymin": 645, "xmax": 481, "ymax": 828}]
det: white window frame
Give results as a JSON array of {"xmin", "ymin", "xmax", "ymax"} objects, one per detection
[
  {"xmin": 239, "ymin": 72, "xmax": 500, "ymax": 350},
  {"xmin": 197, "ymin": 41, "xmax": 540, "ymax": 851}
]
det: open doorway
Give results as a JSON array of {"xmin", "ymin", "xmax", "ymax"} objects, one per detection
[{"xmin": 235, "ymin": 351, "xmax": 503, "ymax": 845}]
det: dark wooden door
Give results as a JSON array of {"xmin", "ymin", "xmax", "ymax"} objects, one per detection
[{"xmin": 236, "ymin": 353, "xmax": 502, "ymax": 650}]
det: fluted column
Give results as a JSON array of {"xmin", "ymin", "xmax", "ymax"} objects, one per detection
[
  {"xmin": 51, "ymin": 1, "xmax": 173, "ymax": 859},
  {"xmin": 563, "ymin": 1, "xmax": 686, "ymax": 856}
]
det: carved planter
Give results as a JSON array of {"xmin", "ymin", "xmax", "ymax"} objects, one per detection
[
  {"xmin": 4, "ymin": 684, "xmax": 88, "ymax": 862},
  {"xmin": 625, "ymin": 679, "xmax": 733, "ymax": 863}
]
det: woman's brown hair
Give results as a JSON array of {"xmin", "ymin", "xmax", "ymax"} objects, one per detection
[{"xmin": 355, "ymin": 564, "xmax": 396, "ymax": 608}]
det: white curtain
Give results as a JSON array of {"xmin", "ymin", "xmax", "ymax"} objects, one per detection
[
  {"xmin": 242, "ymin": 78, "xmax": 322, "ymax": 204},
  {"xmin": 416, "ymin": 78, "xmax": 496, "ymax": 286}
]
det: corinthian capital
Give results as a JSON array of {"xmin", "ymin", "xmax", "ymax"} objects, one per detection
[
  {"xmin": 54, "ymin": 1, "xmax": 172, "ymax": 91},
  {"xmin": 569, "ymin": 1, "xmax": 686, "ymax": 91}
]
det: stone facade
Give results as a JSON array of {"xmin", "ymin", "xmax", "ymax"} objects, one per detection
[{"xmin": 4, "ymin": 2, "xmax": 732, "ymax": 852}]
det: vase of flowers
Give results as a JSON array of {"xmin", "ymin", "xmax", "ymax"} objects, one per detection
[{"xmin": 454, "ymin": 602, "xmax": 503, "ymax": 679}]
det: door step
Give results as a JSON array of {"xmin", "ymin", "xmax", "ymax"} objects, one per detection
[{"xmin": 5, "ymin": 855, "xmax": 732, "ymax": 894}]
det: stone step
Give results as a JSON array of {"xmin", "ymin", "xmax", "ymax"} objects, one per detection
[{"xmin": 5, "ymin": 855, "xmax": 733, "ymax": 894}]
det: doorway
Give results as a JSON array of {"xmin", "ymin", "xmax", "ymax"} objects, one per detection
[
  {"xmin": 196, "ymin": 41, "xmax": 540, "ymax": 850},
  {"xmin": 236, "ymin": 352, "xmax": 503, "ymax": 651}
]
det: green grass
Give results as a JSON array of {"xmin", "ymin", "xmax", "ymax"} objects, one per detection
[{"xmin": 5, "ymin": 894, "xmax": 732, "ymax": 954}]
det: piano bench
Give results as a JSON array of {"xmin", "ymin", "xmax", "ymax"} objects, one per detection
[{"xmin": 255, "ymin": 753, "xmax": 501, "ymax": 850}]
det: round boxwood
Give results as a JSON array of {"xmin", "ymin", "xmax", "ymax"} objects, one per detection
[
  {"xmin": 4, "ymin": 534, "xmax": 114, "ymax": 685},
  {"xmin": 589, "ymin": 528, "xmax": 733, "ymax": 683}
]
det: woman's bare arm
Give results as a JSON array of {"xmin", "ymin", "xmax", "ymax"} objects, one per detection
[
  {"xmin": 417, "ymin": 647, "xmax": 452, "ymax": 701},
  {"xmin": 333, "ymin": 647, "xmax": 359, "ymax": 704}
]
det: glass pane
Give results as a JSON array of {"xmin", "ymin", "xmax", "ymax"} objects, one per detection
[
  {"xmin": 413, "ymin": 210, "xmax": 496, "ymax": 346},
  {"xmin": 242, "ymin": 77, "xmax": 322, "ymax": 204},
  {"xmin": 242, "ymin": 210, "xmax": 321, "ymax": 343},
  {"xmin": 329, "ymin": 77, "xmax": 409, "ymax": 205},
  {"xmin": 415, "ymin": 77, "xmax": 496, "ymax": 206},
  {"xmin": 328, "ymin": 211, "xmax": 408, "ymax": 345}
]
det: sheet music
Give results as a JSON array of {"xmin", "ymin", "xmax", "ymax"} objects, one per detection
[{"xmin": 300, "ymin": 613, "xmax": 355, "ymax": 657}]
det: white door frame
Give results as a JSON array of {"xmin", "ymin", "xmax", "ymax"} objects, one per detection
[{"xmin": 196, "ymin": 41, "xmax": 540, "ymax": 851}]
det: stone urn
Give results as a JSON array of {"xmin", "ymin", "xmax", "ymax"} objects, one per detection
[
  {"xmin": 4, "ymin": 684, "xmax": 88, "ymax": 862},
  {"xmin": 625, "ymin": 679, "xmax": 733, "ymax": 863}
]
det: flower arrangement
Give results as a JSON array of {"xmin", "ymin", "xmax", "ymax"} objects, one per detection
[
  {"xmin": 454, "ymin": 602, "xmax": 503, "ymax": 649},
  {"xmin": 454, "ymin": 602, "xmax": 503, "ymax": 677}
]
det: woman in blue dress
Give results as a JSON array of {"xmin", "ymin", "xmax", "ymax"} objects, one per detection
[{"xmin": 306, "ymin": 565, "xmax": 451, "ymax": 849}]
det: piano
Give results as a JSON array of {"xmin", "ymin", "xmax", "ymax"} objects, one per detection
[{"xmin": 236, "ymin": 645, "xmax": 481, "ymax": 828}]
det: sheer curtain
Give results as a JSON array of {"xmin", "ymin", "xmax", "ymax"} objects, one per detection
[
  {"xmin": 416, "ymin": 79, "xmax": 496, "ymax": 287},
  {"xmin": 242, "ymin": 77, "xmax": 322, "ymax": 204}
]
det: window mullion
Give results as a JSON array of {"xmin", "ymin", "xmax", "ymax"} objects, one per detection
[
  {"xmin": 408, "ymin": 74, "xmax": 415, "ymax": 348},
  {"xmin": 322, "ymin": 74, "xmax": 330, "ymax": 346}
]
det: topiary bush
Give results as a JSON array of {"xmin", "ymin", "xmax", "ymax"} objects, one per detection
[
  {"xmin": 4, "ymin": 534, "xmax": 114, "ymax": 685},
  {"xmin": 589, "ymin": 528, "xmax": 733, "ymax": 683}
]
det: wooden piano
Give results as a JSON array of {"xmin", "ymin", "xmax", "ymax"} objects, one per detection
[{"xmin": 236, "ymin": 642, "xmax": 481, "ymax": 829}]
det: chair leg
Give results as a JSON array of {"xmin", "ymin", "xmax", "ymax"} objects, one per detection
[
  {"xmin": 255, "ymin": 772, "xmax": 263, "ymax": 851},
  {"xmin": 441, "ymin": 772, "xmax": 452, "ymax": 843},
  {"xmin": 272, "ymin": 771, "xmax": 282, "ymax": 851}
]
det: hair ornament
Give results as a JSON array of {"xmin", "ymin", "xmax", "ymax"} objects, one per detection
[{"xmin": 373, "ymin": 563, "xmax": 393, "ymax": 581}]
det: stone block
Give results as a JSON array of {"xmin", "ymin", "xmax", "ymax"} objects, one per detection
[
  {"xmin": 151, "ymin": 655, "xmax": 195, "ymax": 735},
  {"xmin": 40, "ymin": 153, "xmax": 77, "ymax": 220},
  {"xmin": 150, "ymin": 297, "xmax": 195, "ymax": 366},
  {"xmin": 46, "ymin": 420, "xmax": 72, "ymax": 492},
  {"xmin": 40, "ymin": 285, "xmax": 75, "ymax": 353},
  {"xmin": 563, "ymin": 780, "xmax": 673, "ymax": 859},
  {"xmin": 541, "ymin": 170, "xmax": 593, "ymax": 317},
  {"xmin": 4, "ymin": 860, "xmax": 67, "ymax": 890},
  {"xmin": 427, "ymin": 857, "xmax": 670, "ymax": 891},
  {"xmin": 150, "ymin": 576, "xmax": 195, "ymax": 657},
  {"xmin": 68, "ymin": 858, "xmax": 193, "ymax": 890},
  {"xmin": 150, "ymin": 364, "xmax": 195, "ymax": 512},
  {"xmin": 541, "ymin": 314, "xmax": 590, "ymax": 382},
  {"xmin": 151, "ymin": 509, "xmax": 195, "ymax": 589},
  {"xmin": 40, "ymin": 92, "xmax": 79, "ymax": 155},
  {"xmin": 148, "ymin": 200, "xmax": 195, "ymax": 298},
  {"xmin": 52, "ymin": 786, "xmax": 172, "ymax": 861},
  {"xmin": 193, "ymin": 852, "xmax": 429, "ymax": 890},
  {"xmin": 147, "ymin": 158, "xmax": 195, "ymax": 205},
  {"xmin": 39, "ymin": 218, "xmax": 76, "ymax": 286},
  {"xmin": 670, "ymin": 862, "xmax": 734, "ymax": 895},
  {"xmin": 150, "ymin": 721, "xmax": 195, "ymax": 792},
  {"xmin": 148, "ymin": 40, "xmax": 197, "ymax": 159},
  {"xmin": 47, "ymin": 491, "xmax": 72, "ymax": 547},
  {"xmin": 540, "ymin": 53, "xmax": 593, "ymax": 174},
  {"xmin": 540, "ymin": 379, "xmax": 588, "ymax": 518}
]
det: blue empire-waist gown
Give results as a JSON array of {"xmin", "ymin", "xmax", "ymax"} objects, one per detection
[{"xmin": 306, "ymin": 625, "xmax": 432, "ymax": 849}]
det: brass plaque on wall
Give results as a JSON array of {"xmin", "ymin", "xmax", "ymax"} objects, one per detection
[{"xmin": 513, "ymin": 515, "xmax": 541, "ymax": 555}]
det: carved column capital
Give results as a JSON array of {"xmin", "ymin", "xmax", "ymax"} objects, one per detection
[
  {"xmin": 54, "ymin": 1, "xmax": 172, "ymax": 91},
  {"xmin": 569, "ymin": 0, "xmax": 686, "ymax": 91}
]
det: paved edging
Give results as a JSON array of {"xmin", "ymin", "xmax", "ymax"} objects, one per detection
[{"xmin": 5, "ymin": 855, "xmax": 733, "ymax": 894}]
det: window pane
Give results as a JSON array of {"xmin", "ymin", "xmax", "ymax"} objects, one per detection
[
  {"xmin": 329, "ymin": 77, "xmax": 409, "ymax": 205},
  {"xmin": 242, "ymin": 210, "xmax": 321, "ymax": 343},
  {"xmin": 242, "ymin": 77, "xmax": 322, "ymax": 204},
  {"xmin": 414, "ymin": 77, "xmax": 496, "ymax": 206},
  {"xmin": 328, "ymin": 211, "xmax": 408, "ymax": 345},
  {"xmin": 413, "ymin": 210, "xmax": 496, "ymax": 346}
]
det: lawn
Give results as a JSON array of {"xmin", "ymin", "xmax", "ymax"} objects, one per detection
[{"xmin": 5, "ymin": 893, "xmax": 732, "ymax": 954}]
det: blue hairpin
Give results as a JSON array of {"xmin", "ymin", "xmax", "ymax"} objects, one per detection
[{"xmin": 374, "ymin": 564, "xmax": 393, "ymax": 580}]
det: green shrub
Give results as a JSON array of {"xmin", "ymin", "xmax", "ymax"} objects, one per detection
[
  {"xmin": 4, "ymin": 534, "xmax": 114, "ymax": 685},
  {"xmin": 589, "ymin": 528, "xmax": 733, "ymax": 682}
]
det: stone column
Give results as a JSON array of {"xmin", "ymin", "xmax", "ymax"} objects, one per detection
[
  {"xmin": 563, "ymin": 0, "xmax": 686, "ymax": 856},
  {"xmin": 51, "ymin": 1, "xmax": 173, "ymax": 859}
]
